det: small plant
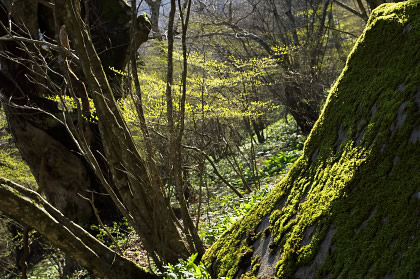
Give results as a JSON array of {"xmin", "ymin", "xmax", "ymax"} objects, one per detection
[
  {"xmin": 201, "ymin": 188, "xmax": 270, "ymax": 245},
  {"xmin": 90, "ymin": 217, "xmax": 133, "ymax": 250},
  {"xmin": 163, "ymin": 253, "xmax": 210, "ymax": 279},
  {"xmin": 233, "ymin": 188, "xmax": 270, "ymax": 217},
  {"xmin": 260, "ymin": 149, "xmax": 302, "ymax": 176}
]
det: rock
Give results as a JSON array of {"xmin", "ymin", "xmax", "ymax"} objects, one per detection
[{"xmin": 203, "ymin": 2, "xmax": 420, "ymax": 278}]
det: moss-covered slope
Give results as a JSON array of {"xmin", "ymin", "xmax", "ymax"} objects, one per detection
[{"xmin": 202, "ymin": 2, "xmax": 420, "ymax": 278}]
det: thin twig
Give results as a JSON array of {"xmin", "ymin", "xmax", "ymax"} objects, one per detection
[{"xmin": 0, "ymin": 35, "xmax": 80, "ymax": 63}]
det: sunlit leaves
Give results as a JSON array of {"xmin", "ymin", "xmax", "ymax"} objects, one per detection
[{"xmin": 130, "ymin": 43, "xmax": 277, "ymax": 126}]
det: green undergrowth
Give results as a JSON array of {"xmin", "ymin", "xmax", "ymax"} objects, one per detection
[
  {"xmin": 200, "ymin": 187, "xmax": 271, "ymax": 246},
  {"xmin": 202, "ymin": 117, "xmax": 304, "ymax": 192},
  {"xmin": 198, "ymin": 118, "xmax": 304, "ymax": 246},
  {"xmin": 202, "ymin": 2, "xmax": 420, "ymax": 278},
  {"xmin": 164, "ymin": 253, "xmax": 210, "ymax": 279},
  {"xmin": 90, "ymin": 217, "xmax": 134, "ymax": 250}
]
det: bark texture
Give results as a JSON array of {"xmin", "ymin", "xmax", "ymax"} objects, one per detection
[
  {"xmin": 0, "ymin": 0, "xmax": 149, "ymax": 225},
  {"xmin": 0, "ymin": 0, "xmax": 189, "ymax": 266},
  {"xmin": 57, "ymin": 0, "xmax": 189, "ymax": 264}
]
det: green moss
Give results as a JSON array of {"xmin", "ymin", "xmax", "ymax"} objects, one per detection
[
  {"xmin": 252, "ymin": 263, "xmax": 260, "ymax": 274},
  {"xmin": 239, "ymin": 272, "xmax": 258, "ymax": 279},
  {"xmin": 203, "ymin": 1, "xmax": 420, "ymax": 278},
  {"xmin": 251, "ymin": 256, "xmax": 261, "ymax": 274}
]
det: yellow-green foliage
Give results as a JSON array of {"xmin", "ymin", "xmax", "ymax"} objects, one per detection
[
  {"xmin": 131, "ymin": 41, "xmax": 277, "ymax": 127},
  {"xmin": 49, "ymin": 94, "xmax": 96, "ymax": 121},
  {"xmin": 203, "ymin": 2, "xmax": 420, "ymax": 278}
]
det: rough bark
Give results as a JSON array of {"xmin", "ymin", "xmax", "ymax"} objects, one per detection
[
  {"xmin": 145, "ymin": 0, "xmax": 162, "ymax": 37},
  {"xmin": 7, "ymin": 111, "xmax": 92, "ymax": 224},
  {"xmin": 58, "ymin": 0, "xmax": 189, "ymax": 264},
  {"xmin": 0, "ymin": 178, "xmax": 158, "ymax": 279},
  {"xmin": 37, "ymin": 0, "xmax": 150, "ymax": 78},
  {"xmin": 0, "ymin": 0, "xmax": 150, "ymax": 226},
  {"xmin": 0, "ymin": 0, "xmax": 189, "ymax": 266}
]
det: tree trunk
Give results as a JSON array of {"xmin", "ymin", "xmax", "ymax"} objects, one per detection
[
  {"xmin": 252, "ymin": 117, "xmax": 265, "ymax": 144},
  {"xmin": 0, "ymin": 0, "xmax": 188, "ymax": 266},
  {"xmin": 145, "ymin": 0, "xmax": 162, "ymax": 37},
  {"xmin": 284, "ymin": 82, "xmax": 321, "ymax": 135},
  {"xmin": 0, "ymin": 0, "xmax": 151, "ymax": 225},
  {"xmin": 58, "ymin": 0, "xmax": 189, "ymax": 264},
  {"xmin": 0, "ymin": 178, "xmax": 158, "ymax": 279},
  {"xmin": 284, "ymin": 0, "xmax": 300, "ymax": 47}
]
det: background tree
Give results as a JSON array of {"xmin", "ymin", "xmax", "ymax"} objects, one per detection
[
  {"xmin": 145, "ymin": 0, "xmax": 163, "ymax": 37},
  {"xmin": 188, "ymin": 0, "xmax": 366, "ymax": 134}
]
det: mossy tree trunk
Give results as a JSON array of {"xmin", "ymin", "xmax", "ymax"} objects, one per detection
[
  {"xmin": 203, "ymin": 2, "xmax": 420, "ymax": 278},
  {"xmin": 59, "ymin": 0, "xmax": 189, "ymax": 264}
]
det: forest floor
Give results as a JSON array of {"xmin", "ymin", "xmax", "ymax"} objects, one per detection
[
  {"xmin": 122, "ymin": 117, "xmax": 305, "ymax": 274},
  {"xmin": 0, "ymin": 113, "xmax": 304, "ymax": 278}
]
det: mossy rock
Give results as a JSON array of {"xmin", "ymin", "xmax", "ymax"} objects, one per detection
[{"xmin": 202, "ymin": 2, "xmax": 420, "ymax": 278}]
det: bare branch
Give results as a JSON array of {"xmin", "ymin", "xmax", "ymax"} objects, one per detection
[
  {"xmin": 0, "ymin": 34, "xmax": 80, "ymax": 63},
  {"xmin": 333, "ymin": 0, "xmax": 366, "ymax": 21}
]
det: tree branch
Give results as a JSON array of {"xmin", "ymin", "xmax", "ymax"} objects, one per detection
[
  {"xmin": 150, "ymin": 128, "xmax": 243, "ymax": 198},
  {"xmin": 333, "ymin": 0, "xmax": 366, "ymax": 21},
  {"xmin": 190, "ymin": 31, "xmax": 276, "ymax": 57},
  {"xmin": 0, "ymin": 34, "xmax": 80, "ymax": 63},
  {"xmin": 0, "ymin": 178, "xmax": 158, "ymax": 279}
]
